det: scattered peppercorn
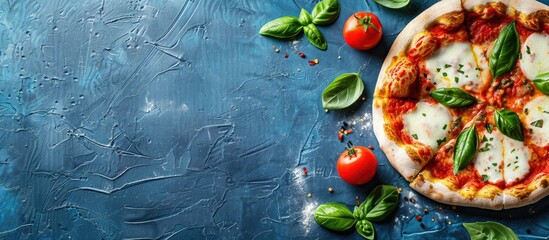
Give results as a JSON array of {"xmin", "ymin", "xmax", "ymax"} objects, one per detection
[
  {"xmin": 431, "ymin": 217, "xmax": 435, "ymax": 222},
  {"xmin": 303, "ymin": 167, "xmax": 308, "ymax": 176},
  {"xmin": 404, "ymin": 196, "xmax": 408, "ymax": 201},
  {"xmin": 307, "ymin": 193, "xmax": 312, "ymax": 198},
  {"xmin": 328, "ymin": 187, "xmax": 333, "ymax": 193},
  {"xmin": 299, "ymin": 52, "xmax": 306, "ymax": 58},
  {"xmin": 368, "ymin": 145, "xmax": 375, "ymax": 150},
  {"xmin": 344, "ymin": 129, "xmax": 353, "ymax": 135},
  {"xmin": 308, "ymin": 60, "xmax": 316, "ymax": 66},
  {"xmin": 423, "ymin": 209, "xmax": 429, "ymax": 214},
  {"xmin": 284, "ymin": 53, "xmax": 289, "ymax": 58},
  {"xmin": 397, "ymin": 188, "xmax": 402, "ymax": 194},
  {"xmin": 420, "ymin": 223, "xmax": 425, "ymax": 228},
  {"xmin": 355, "ymin": 196, "xmax": 360, "ymax": 205},
  {"xmin": 313, "ymin": 58, "xmax": 319, "ymax": 64},
  {"xmin": 416, "ymin": 216, "xmax": 423, "ymax": 222},
  {"xmin": 275, "ymin": 49, "xmax": 280, "ymax": 53},
  {"xmin": 410, "ymin": 198, "xmax": 416, "ymax": 204}
]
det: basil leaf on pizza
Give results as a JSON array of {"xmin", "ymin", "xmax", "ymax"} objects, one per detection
[
  {"xmin": 430, "ymin": 88, "xmax": 476, "ymax": 107},
  {"xmin": 356, "ymin": 220, "xmax": 375, "ymax": 240},
  {"xmin": 311, "ymin": 0, "xmax": 340, "ymax": 25},
  {"xmin": 298, "ymin": 9, "xmax": 313, "ymax": 26},
  {"xmin": 453, "ymin": 125, "xmax": 478, "ymax": 175},
  {"xmin": 303, "ymin": 24, "xmax": 327, "ymax": 50},
  {"xmin": 314, "ymin": 203, "xmax": 356, "ymax": 231},
  {"xmin": 463, "ymin": 222, "xmax": 519, "ymax": 240},
  {"xmin": 489, "ymin": 21, "xmax": 519, "ymax": 79},
  {"xmin": 373, "ymin": 0, "xmax": 410, "ymax": 9},
  {"xmin": 494, "ymin": 108, "xmax": 524, "ymax": 141},
  {"xmin": 322, "ymin": 73, "xmax": 364, "ymax": 110},
  {"xmin": 259, "ymin": 16, "xmax": 303, "ymax": 38},
  {"xmin": 533, "ymin": 72, "xmax": 549, "ymax": 96}
]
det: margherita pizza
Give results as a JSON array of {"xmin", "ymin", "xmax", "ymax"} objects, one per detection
[{"xmin": 373, "ymin": 0, "xmax": 549, "ymax": 209}]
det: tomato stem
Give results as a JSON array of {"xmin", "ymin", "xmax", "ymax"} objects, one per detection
[
  {"xmin": 346, "ymin": 141, "xmax": 356, "ymax": 156},
  {"xmin": 354, "ymin": 14, "xmax": 380, "ymax": 33}
]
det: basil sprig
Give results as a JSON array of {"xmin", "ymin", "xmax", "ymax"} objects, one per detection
[
  {"xmin": 304, "ymin": 24, "xmax": 327, "ymax": 50},
  {"xmin": 259, "ymin": 16, "xmax": 303, "ymax": 38},
  {"xmin": 453, "ymin": 126, "xmax": 478, "ymax": 175},
  {"xmin": 259, "ymin": 0, "xmax": 339, "ymax": 50},
  {"xmin": 533, "ymin": 72, "xmax": 549, "ymax": 96},
  {"xmin": 314, "ymin": 185, "xmax": 399, "ymax": 239},
  {"xmin": 314, "ymin": 203, "xmax": 356, "ymax": 231},
  {"xmin": 494, "ymin": 108, "xmax": 524, "ymax": 141},
  {"xmin": 322, "ymin": 72, "xmax": 364, "ymax": 110},
  {"xmin": 463, "ymin": 222, "xmax": 519, "ymax": 240},
  {"xmin": 430, "ymin": 88, "xmax": 477, "ymax": 107},
  {"xmin": 311, "ymin": 0, "xmax": 340, "ymax": 25},
  {"xmin": 489, "ymin": 21, "xmax": 519, "ymax": 79},
  {"xmin": 373, "ymin": 0, "xmax": 410, "ymax": 9}
]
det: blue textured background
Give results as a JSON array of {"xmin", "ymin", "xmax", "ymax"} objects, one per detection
[{"xmin": 0, "ymin": 0, "xmax": 548, "ymax": 239}]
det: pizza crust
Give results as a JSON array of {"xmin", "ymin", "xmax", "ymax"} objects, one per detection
[
  {"xmin": 374, "ymin": 0, "xmax": 463, "ymax": 98},
  {"xmin": 372, "ymin": 100, "xmax": 422, "ymax": 181},
  {"xmin": 410, "ymin": 171, "xmax": 504, "ymax": 210},
  {"xmin": 462, "ymin": 0, "xmax": 549, "ymax": 13},
  {"xmin": 503, "ymin": 175, "xmax": 549, "ymax": 209}
]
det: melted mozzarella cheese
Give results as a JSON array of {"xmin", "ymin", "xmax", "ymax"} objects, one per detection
[
  {"xmin": 520, "ymin": 32, "xmax": 549, "ymax": 80},
  {"xmin": 502, "ymin": 136, "xmax": 531, "ymax": 185},
  {"xmin": 474, "ymin": 131, "xmax": 504, "ymax": 184},
  {"xmin": 524, "ymin": 96, "xmax": 549, "ymax": 147},
  {"xmin": 425, "ymin": 42, "xmax": 482, "ymax": 89},
  {"xmin": 402, "ymin": 102, "xmax": 451, "ymax": 150},
  {"xmin": 473, "ymin": 129, "xmax": 531, "ymax": 185}
]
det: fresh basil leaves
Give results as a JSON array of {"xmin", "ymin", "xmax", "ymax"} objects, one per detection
[
  {"xmin": 259, "ymin": 16, "xmax": 303, "ymax": 39},
  {"xmin": 494, "ymin": 108, "xmax": 524, "ymax": 141},
  {"xmin": 311, "ymin": 0, "xmax": 340, "ymax": 25},
  {"xmin": 259, "ymin": 0, "xmax": 339, "ymax": 50},
  {"xmin": 453, "ymin": 125, "xmax": 478, "ymax": 175},
  {"xmin": 322, "ymin": 73, "xmax": 364, "ymax": 110},
  {"xmin": 314, "ymin": 203, "xmax": 356, "ymax": 231},
  {"xmin": 533, "ymin": 72, "xmax": 549, "ymax": 96},
  {"xmin": 463, "ymin": 221, "xmax": 519, "ymax": 240},
  {"xmin": 360, "ymin": 185, "xmax": 399, "ymax": 222},
  {"xmin": 373, "ymin": 0, "xmax": 410, "ymax": 9},
  {"xmin": 304, "ymin": 24, "xmax": 327, "ymax": 50},
  {"xmin": 430, "ymin": 88, "xmax": 477, "ymax": 107},
  {"xmin": 314, "ymin": 185, "xmax": 399, "ymax": 239},
  {"xmin": 489, "ymin": 21, "xmax": 519, "ymax": 79}
]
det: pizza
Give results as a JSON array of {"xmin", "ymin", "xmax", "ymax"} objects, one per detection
[{"xmin": 372, "ymin": 0, "xmax": 549, "ymax": 209}]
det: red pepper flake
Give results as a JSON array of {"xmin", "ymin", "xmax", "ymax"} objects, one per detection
[
  {"xmin": 423, "ymin": 208, "xmax": 429, "ymax": 214},
  {"xmin": 416, "ymin": 216, "xmax": 423, "ymax": 222},
  {"xmin": 284, "ymin": 53, "xmax": 289, "ymax": 58},
  {"xmin": 303, "ymin": 167, "xmax": 308, "ymax": 176},
  {"xmin": 410, "ymin": 198, "xmax": 416, "ymax": 204},
  {"xmin": 308, "ymin": 60, "xmax": 316, "ymax": 66},
  {"xmin": 338, "ymin": 131, "xmax": 344, "ymax": 142},
  {"xmin": 403, "ymin": 196, "xmax": 408, "ymax": 201},
  {"xmin": 344, "ymin": 129, "xmax": 353, "ymax": 135},
  {"xmin": 368, "ymin": 145, "xmax": 375, "ymax": 150},
  {"xmin": 299, "ymin": 52, "xmax": 306, "ymax": 58}
]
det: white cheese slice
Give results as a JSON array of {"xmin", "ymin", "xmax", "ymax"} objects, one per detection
[
  {"xmin": 402, "ymin": 102, "xmax": 452, "ymax": 150},
  {"xmin": 519, "ymin": 32, "xmax": 549, "ymax": 80},
  {"xmin": 502, "ymin": 136, "xmax": 531, "ymax": 185},
  {"xmin": 473, "ymin": 129, "xmax": 531, "ymax": 185},
  {"xmin": 474, "ymin": 130, "xmax": 504, "ymax": 184},
  {"xmin": 523, "ymin": 96, "xmax": 549, "ymax": 147},
  {"xmin": 425, "ymin": 42, "xmax": 482, "ymax": 90}
]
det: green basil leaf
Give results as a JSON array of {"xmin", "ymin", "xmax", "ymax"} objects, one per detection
[
  {"xmin": 311, "ymin": 0, "xmax": 340, "ymax": 25},
  {"xmin": 533, "ymin": 72, "xmax": 549, "ymax": 96},
  {"xmin": 356, "ymin": 220, "xmax": 375, "ymax": 240},
  {"xmin": 303, "ymin": 24, "xmax": 327, "ymax": 50},
  {"xmin": 314, "ymin": 203, "xmax": 356, "ymax": 232},
  {"xmin": 353, "ymin": 205, "xmax": 365, "ymax": 220},
  {"xmin": 463, "ymin": 221, "xmax": 519, "ymax": 240},
  {"xmin": 430, "ymin": 88, "xmax": 477, "ymax": 107},
  {"xmin": 373, "ymin": 0, "xmax": 410, "ymax": 9},
  {"xmin": 322, "ymin": 73, "xmax": 364, "ymax": 110},
  {"xmin": 494, "ymin": 108, "xmax": 524, "ymax": 141},
  {"xmin": 298, "ymin": 9, "xmax": 313, "ymax": 26},
  {"xmin": 489, "ymin": 21, "xmax": 519, "ymax": 79},
  {"xmin": 453, "ymin": 125, "xmax": 478, "ymax": 175},
  {"xmin": 259, "ymin": 16, "xmax": 303, "ymax": 39},
  {"xmin": 361, "ymin": 185, "xmax": 399, "ymax": 222}
]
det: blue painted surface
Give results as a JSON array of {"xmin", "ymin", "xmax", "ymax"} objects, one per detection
[{"xmin": 0, "ymin": 0, "xmax": 548, "ymax": 239}]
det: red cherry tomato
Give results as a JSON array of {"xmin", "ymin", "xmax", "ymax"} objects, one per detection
[
  {"xmin": 337, "ymin": 145, "xmax": 378, "ymax": 185},
  {"xmin": 343, "ymin": 12, "xmax": 383, "ymax": 50}
]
